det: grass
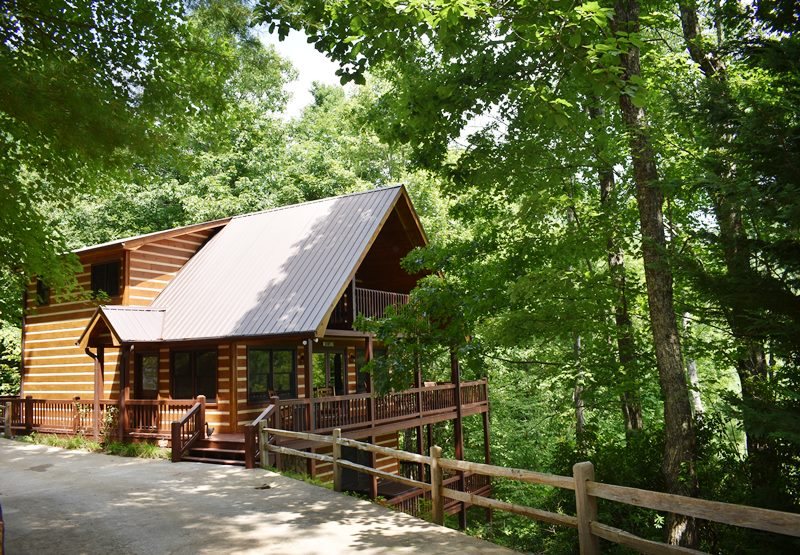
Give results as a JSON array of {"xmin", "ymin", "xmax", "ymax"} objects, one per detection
[{"xmin": 15, "ymin": 433, "xmax": 169, "ymax": 460}]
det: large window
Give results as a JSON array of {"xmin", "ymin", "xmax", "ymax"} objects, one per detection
[
  {"xmin": 248, "ymin": 348, "xmax": 295, "ymax": 402},
  {"xmin": 171, "ymin": 350, "xmax": 217, "ymax": 400},
  {"xmin": 91, "ymin": 260, "xmax": 121, "ymax": 297},
  {"xmin": 135, "ymin": 353, "xmax": 159, "ymax": 399}
]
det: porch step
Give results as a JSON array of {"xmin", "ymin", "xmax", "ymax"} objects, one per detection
[
  {"xmin": 182, "ymin": 434, "xmax": 248, "ymax": 466},
  {"xmin": 182, "ymin": 455, "xmax": 246, "ymax": 467}
]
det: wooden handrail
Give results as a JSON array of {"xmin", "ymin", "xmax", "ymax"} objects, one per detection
[
  {"xmin": 170, "ymin": 396, "xmax": 205, "ymax": 463},
  {"xmin": 244, "ymin": 396, "xmax": 280, "ymax": 469},
  {"xmin": 260, "ymin": 427, "xmax": 800, "ymax": 553}
]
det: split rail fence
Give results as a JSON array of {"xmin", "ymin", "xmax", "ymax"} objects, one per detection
[{"xmin": 259, "ymin": 425, "xmax": 800, "ymax": 555}]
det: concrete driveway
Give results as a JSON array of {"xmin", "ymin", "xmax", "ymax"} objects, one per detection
[{"xmin": 0, "ymin": 439, "xmax": 516, "ymax": 554}]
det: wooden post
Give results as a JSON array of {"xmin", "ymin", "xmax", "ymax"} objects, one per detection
[
  {"xmin": 244, "ymin": 425, "xmax": 255, "ymax": 469},
  {"xmin": 430, "ymin": 445, "xmax": 444, "ymax": 525},
  {"xmin": 4, "ymin": 402, "xmax": 11, "ymax": 438},
  {"xmin": 274, "ymin": 400, "xmax": 283, "ymax": 471},
  {"xmin": 450, "ymin": 348, "xmax": 466, "ymax": 529},
  {"xmin": 171, "ymin": 421, "xmax": 181, "ymax": 463},
  {"xmin": 483, "ymin": 408, "xmax": 493, "ymax": 524},
  {"xmin": 259, "ymin": 421, "xmax": 269, "ymax": 470},
  {"xmin": 24, "ymin": 395, "xmax": 33, "ymax": 433},
  {"xmin": 369, "ymin": 435, "xmax": 378, "ymax": 499},
  {"xmin": 119, "ymin": 345, "xmax": 131, "ymax": 441},
  {"xmin": 197, "ymin": 395, "xmax": 206, "ymax": 439},
  {"xmin": 72, "ymin": 396, "xmax": 81, "ymax": 434},
  {"xmin": 574, "ymin": 461, "xmax": 600, "ymax": 555},
  {"xmin": 305, "ymin": 339, "xmax": 315, "ymax": 432},
  {"xmin": 332, "ymin": 428, "xmax": 343, "ymax": 492}
]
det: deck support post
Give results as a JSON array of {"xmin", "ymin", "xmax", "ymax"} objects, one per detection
[
  {"xmin": 574, "ymin": 461, "xmax": 600, "ymax": 555},
  {"xmin": 430, "ymin": 445, "xmax": 444, "ymax": 525},
  {"xmin": 450, "ymin": 348, "xmax": 466, "ymax": 530},
  {"xmin": 483, "ymin": 408, "xmax": 493, "ymax": 523}
]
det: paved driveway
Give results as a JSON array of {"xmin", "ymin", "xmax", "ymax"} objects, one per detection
[{"xmin": 0, "ymin": 439, "xmax": 516, "ymax": 554}]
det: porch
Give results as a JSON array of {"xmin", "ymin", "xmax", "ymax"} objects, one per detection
[{"xmin": 0, "ymin": 378, "xmax": 488, "ymax": 445}]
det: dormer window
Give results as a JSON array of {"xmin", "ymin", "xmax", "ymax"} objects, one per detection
[{"xmin": 91, "ymin": 261, "xmax": 121, "ymax": 297}]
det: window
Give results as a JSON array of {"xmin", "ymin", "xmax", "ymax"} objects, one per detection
[
  {"xmin": 171, "ymin": 350, "xmax": 217, "ymax": 400},
  {"xmin": 135, "ymin": 353, "xmax": 159, "ymax": 399},
  {"xmin": 36, "ymin": 279, "xmax": 50, "ymax": 306},
  {"xmin": 248, "ymin": 348, "xmax": 295, "ymax": 402},
  {"xmin": 91, "ymin": 261, "xmax": 121, "ymax": 297}
]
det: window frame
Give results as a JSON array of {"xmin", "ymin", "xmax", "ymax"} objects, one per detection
[
  {"xmin": 90, "ymin": 260, "xmax": 121, "ymax": 298},
  {"xmin": 170, "ymin": 349, "xmax": 217, "ymax": 401},
  {"xmin": 247, "ymin": 347, "xmax": 296, "ymax": 403},
  {"xmin": 135, "ymin": 352, "xmax": 160, "ymax": 399}
]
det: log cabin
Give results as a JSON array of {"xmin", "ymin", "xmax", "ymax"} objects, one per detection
[{"xmin": 8, "ymin": 185, "xmax": 491, "ymax": 515}]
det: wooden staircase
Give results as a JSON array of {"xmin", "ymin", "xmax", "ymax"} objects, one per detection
[{"xmin": 182, "ymin": 434, "xmax": 247, "ymax": 466}]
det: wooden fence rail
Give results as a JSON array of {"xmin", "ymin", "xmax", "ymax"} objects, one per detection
[{"xmin": 258, "ymin": 426, "xmax": 800, "ymax": 555}]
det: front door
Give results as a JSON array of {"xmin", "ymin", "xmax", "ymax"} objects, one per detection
[
  {"xmin": 312, "ymin": 351, "xmax": 347, "ymax": 396},
  {"xmin": 135, "ymin": 352, "xmax": 159, "ymax": 399}
]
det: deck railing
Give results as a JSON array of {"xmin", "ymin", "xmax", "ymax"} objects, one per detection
[
  {"xmin": 0, "ymin": 396, "xmax": 117, "ymax": 437},
  {"xmin": 124, "ymin": 399, "xmax": 197, "ymax": 437},
  {"xmin": 354, "ymin": 287, "xmax": 409, "ymax": 319}
]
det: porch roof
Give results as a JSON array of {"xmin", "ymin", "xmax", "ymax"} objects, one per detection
[{"xmin": 78, "ymin": 306, "xmax": 165, "ymax": 348}]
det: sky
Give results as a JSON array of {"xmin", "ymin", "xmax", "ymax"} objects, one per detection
[{"xmin": 257, "ymin": 27, "xmax": 345, "ymax": 119}]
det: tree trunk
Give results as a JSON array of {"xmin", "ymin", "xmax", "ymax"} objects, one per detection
[
  {"xmin": 614, "ymin": 0, "xmax": 699, "ymax": 546},
  {"xmin": 573, "ymin": 333, "xmax": 587, "ymax": 455},
  {"xmin": 682, "ymin": 314, "xmax": 704, "ymax": 418},
  {"xmin": 677, "ymin": 0, "xmax": 781, "ymax": 507},
  {"xmin": 595, "ymin": 127, "xmax": 644, "ymax": 435}
]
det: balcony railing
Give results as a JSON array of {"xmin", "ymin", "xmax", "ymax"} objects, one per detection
[{"xmin": 328, "ymin": 286, "xmax": 410, "ymax": 328}]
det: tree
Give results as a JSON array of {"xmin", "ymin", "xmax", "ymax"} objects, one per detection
[
  {"xmin": 256, "ymin": 0, "xmax": 701, "ymax": 544},
  {"xmin": 0, "ymin": 0, "xmax": 275, "ymax": 319}
]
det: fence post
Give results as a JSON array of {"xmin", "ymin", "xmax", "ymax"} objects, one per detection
[
  {"xmin": 72, "ymin": 396, "xmax": 81, "ymax": 434},
  {"xmin": 332, "ymin": 428, "xmax": 343, "ymax": 492},
  {"xmin": 430, "ymin": 445, "xmax": 444, "ymax": 525},
  {"xmin": 574, "ymin": 461, "xmax": 600, "ymax": 555},
  {"xmin": 259, "ymin": 421, "xmax": 270, "ymax": 470},
  {"xmin": 4, "ymin": 402, "xmax": 11, "ymax": 438},
  {"xmin": 244, "ymin": 425, "xmax": 255, "ymax": 469},
  {"xmin": 274, "ymin": 403, "xmax": 283, "ymax": 471},
  {"xmin": 24, "ymin": 395, "xmax": 33, "ymax": 432}
]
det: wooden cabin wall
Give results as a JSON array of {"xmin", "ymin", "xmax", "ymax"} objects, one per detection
[
  {"xmin": 22, "ymin": 254, "xmax": 123, "ymax": 400},
  {"xmin": 126, "ymin": 230, "xmax": 214, "ymax": 305},
  {"xmin": 22, "ymin": 227, "xmax": 214, "ymax": 401}
]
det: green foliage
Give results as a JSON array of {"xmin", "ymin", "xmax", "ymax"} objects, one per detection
[
  {"xmin": 0, "ymin": 0, "xmax": 288, "ymax": 320},
  {"xmin": 104, "ymin": 441, "xmax": 170, "ymax": 459},
  {"xmin": 0, "ymin": 323, "xmax": 20, "ymax": 396}
]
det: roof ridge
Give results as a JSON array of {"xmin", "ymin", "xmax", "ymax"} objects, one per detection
[
  {"xmin": 102, "ymin": 305, "xmax": 166, "ymax": 312},
  {"xmin": 231, "ymin": 184, "xmax": 403, "ymax": 221}
]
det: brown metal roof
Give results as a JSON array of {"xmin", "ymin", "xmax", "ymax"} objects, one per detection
[
  {"xmin": 148, "ymin": 185, "xmax": 406, "ymax": 340},
  {"xmin": 78, "ymin": 306, "xmax": 165, "ymax": 347}
]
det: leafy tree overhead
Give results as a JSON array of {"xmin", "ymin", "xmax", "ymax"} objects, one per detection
[{"xmin": 0, "ymin": 0, "xmax": 279, "ymax": 320}]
